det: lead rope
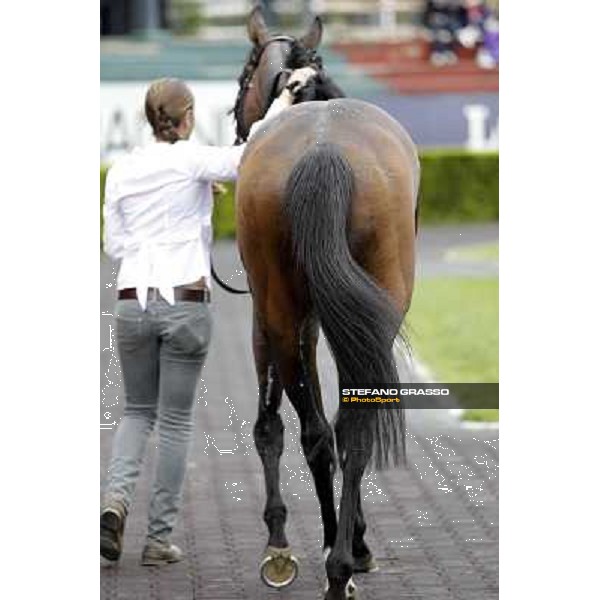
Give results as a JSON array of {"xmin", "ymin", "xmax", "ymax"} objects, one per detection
[{"xmin": 210, "ymin": 260, "xmax": 250, "ymax": 295}]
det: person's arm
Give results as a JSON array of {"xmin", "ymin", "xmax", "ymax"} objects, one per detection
[
  {"xmin": 245, "ymin": 89, "xmax": 294, "ymax": 141},
  {"xmin": 246, "ymin": 67, "xmax": 318, "ymax": 139},
  {"xmin": 102, "ymin": 169, "xmax": 126, "ymax": 260},
  {"xmin": 193, "ymin": 67, "xmax": 318, "ymax": 182},
  {"xmin": 192, "ymin": 145, "xmax": 246, "ymax": 182}
]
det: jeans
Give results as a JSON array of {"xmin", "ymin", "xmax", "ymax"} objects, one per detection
[{"xmin": 104, "ymin": 297, "xmax": 212, "ymax": 542}]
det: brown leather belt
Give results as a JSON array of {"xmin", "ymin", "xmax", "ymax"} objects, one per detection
[{"xmin": 118, "ymin": 287, "xmax": 211, "ymax": 303}]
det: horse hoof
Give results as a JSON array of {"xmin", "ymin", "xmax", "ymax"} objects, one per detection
[
  {"xmin": 353, "ymin": 553, "xmax": 379, "ymax": 573},
  {"xmin": 324, "ymin": 577, "xmax": 359, "ymax": 599},
  {"xmin": 260, "ymin": 546, "xmax": 299, "ymax": 588}
]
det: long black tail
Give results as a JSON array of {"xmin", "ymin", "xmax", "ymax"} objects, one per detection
[{"xmin": 283, "ymin": 143, "xmax": 406, "ymax": 469}]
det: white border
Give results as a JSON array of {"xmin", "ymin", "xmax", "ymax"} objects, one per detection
[
  {"xmin": 502, "ymin": 2, "xmax": 600, "ymax": 598},
  {"xmin": 1, "ymin": 3, "xmax": 98, "ymax": 597},
  {"xmin": 5, "ymin": 2, "xmax": 600, "ymax": 598}
]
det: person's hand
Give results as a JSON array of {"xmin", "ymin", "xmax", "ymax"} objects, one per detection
[
  {"xmin": 254, "ymin": 66, "xmax": 319, "ymax": 130},
  {"xmin": 212, "ymin": 182, "xmax": 227, "ymax": 197},
  {"xmin": 285, "ymin": 66, "xmax": 319, "ymax": 96}
]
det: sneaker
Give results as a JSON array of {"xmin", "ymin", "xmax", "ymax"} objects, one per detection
[
  {"xmin": 100, "ymin": 503, "xmax": 126, "ymax": 562},
  {"xmin": 141, "ymin": 538, "xmax": 184, "ymax": 566}
]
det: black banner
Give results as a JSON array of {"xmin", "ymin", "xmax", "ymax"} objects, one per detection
[{"xmin": 339, "ymin": 383, "xmax": 499, "ymax": 410}]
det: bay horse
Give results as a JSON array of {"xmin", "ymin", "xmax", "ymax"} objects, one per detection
[{"xmin": 232, "ymin": 7, "xmax": 420, "ymax": 599}]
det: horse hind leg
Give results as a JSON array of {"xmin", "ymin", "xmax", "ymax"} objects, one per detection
[
  {"xmin": 352, "ymin": 495, "xmax": 378, "ymax": 573},
  {"xmin": 252, "ymin": 314, "xmax": 299, "ymax": 588},
  {"xmin": 253, "ymin": 365, "xmax": 286, "ymax": 548},
  {"xmin": 250, "ymin": 253, "xmax": 341, "ymax": 588},
  {"xmin": 265, "ymin": 307, "xmax": 338, "ymax": 552},
  {"xmin": 325, "ymin": 440, "xmax": 369, "ymax": 600},
  {"xmin": 288, "ymin": 315, "xmax": 338, "ymax": 552}
]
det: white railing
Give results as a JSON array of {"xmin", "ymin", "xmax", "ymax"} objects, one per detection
[
  {"xmin": 170, "ymin": 0, "xmax": 424, "ymax": 39},
  {"xmin": 198, "ymin": 1, "xmax": 422, "ymax": 16}
]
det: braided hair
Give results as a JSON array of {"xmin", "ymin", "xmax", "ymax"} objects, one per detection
[{"xmin": 145, "ymin": 78, "xmax": 194, "ymax": 144}]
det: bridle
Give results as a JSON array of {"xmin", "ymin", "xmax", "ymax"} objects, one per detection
[{"xmin": 233, "ymin": 35, "xmax": 297, "ymax": 145}]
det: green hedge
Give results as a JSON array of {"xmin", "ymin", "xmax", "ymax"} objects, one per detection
[
  {"xmin": 418, "ymin": 150, "xmax": 499, "ymax": 222},
  {"xmin": 100, "ymin": 149, "xmax": 498, "ymax": 246},
  {"xmin": 211, "ymin": 183, "xmax": 237, "ymax": 239}
]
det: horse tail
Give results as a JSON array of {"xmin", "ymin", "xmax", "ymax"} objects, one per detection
[{"xmin": 283, "ymin": 143, "xmax": 406, "ymax": 469}]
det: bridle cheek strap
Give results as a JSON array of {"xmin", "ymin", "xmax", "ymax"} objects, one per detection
[{"xmin": 235, "ymin": 36, "xmax": 296, "ymax": 144}]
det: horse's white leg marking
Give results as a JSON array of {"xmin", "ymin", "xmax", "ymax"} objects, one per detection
[{"xmin": 323, "ymin": 547, "xmax": 358, "ymax": 598}]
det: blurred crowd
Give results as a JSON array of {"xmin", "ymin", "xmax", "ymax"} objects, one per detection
[{"xmin": 422, "ymin": 0, "xmax": 499, "ymax": 68}]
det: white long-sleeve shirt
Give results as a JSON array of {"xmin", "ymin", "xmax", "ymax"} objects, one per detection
[{"xmin": 103, "ymin": 96, "xmax": 290, "ymax": 310}]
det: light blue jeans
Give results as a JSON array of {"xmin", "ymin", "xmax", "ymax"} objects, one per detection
[{"xmin": 104, "ymin": 297, "xmax": 212, "ymax": 542}]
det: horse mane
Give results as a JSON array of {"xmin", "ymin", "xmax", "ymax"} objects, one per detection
[
  {"xmin": 232, "ymin": 39, "xmax": 345, "ymax": 143},
  {"xmin": 231, "ymin": 44, "xmax": 262, "ymax": 140}
]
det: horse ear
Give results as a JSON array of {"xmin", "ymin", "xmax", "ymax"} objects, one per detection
[
  {"xmin": 247, "ymin": 5, "xmax": 269, "ymax": 46},
  {"xmin": 300, "ymin": 16, "xmax": 323, "ymax": 49}
]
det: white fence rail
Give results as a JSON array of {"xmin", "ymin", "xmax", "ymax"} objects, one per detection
[{"xmin": 170, "ymin": 0, "xmax": 424, "ymax": 39}]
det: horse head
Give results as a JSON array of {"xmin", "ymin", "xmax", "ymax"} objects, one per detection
[{"xmin": 232, "ymin": 5, "xmax": 343, "ymax": 143}]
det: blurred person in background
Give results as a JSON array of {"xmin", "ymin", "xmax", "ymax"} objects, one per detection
[
  {"xmin": 423, "ymin": 0, "xmax": 468, "ymax": 66},
  {"xmin": 457, "ymin": 0, "xmax": 499, "ymax": 69},
  {"xmin": 100, "ymin": 68, "xmax": 317, "ymax": 566},
  {"xmin": 479, "ymin": 9, "xmax": 499, "ymax": 68}
]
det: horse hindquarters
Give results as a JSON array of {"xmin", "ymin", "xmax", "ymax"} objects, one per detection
[{"xmin": 283, "ymin": 143, "xmax": 406, "ymax": 470}]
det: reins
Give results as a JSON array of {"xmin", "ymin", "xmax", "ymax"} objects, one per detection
[{"xmin": 210, "ymin": 261, "xmax": 250, "ymax": 295}]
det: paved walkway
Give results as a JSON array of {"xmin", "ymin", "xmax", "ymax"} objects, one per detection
[
  {"xmin": 416, "ymin": 223, "xmax": 498, "ymax": 278},
  {"xmin": 100, "ymin": 228, "xmax": 498, "ymax": 600}
]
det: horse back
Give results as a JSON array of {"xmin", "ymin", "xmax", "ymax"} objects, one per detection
[{"xmin": 239, "ymin": 98, "xmax": 418, "ymax": 209}]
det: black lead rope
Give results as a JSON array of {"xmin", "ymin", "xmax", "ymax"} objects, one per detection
[{"xmin": 210, "ymin": 260, "xmax": 250, "ymax": 295}]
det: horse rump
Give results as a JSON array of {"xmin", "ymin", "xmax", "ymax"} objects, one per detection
[{"xmin": 283, "ymin": 143, "xmax": 406, "ymax": 469}]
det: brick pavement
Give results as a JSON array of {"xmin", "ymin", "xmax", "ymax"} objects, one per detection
[{"xmin": 100, "ymin": 239, "xmax": 498, "ymax": 600}]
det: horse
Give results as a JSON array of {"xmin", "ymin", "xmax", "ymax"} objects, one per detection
[{"xmin": 232, "ymin": 7, "xmax": 420, "ymax": 599}]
